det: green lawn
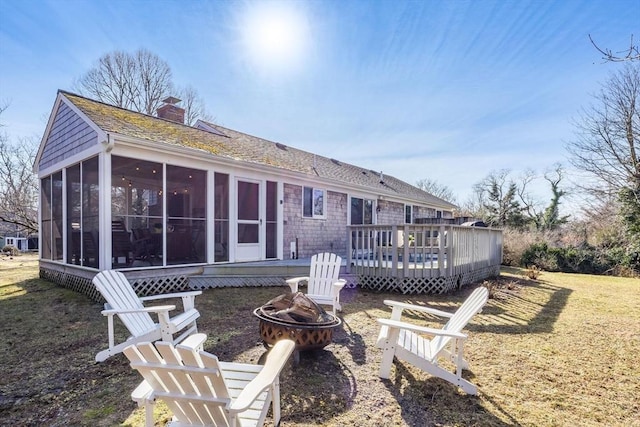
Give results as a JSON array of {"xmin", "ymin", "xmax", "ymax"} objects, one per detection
[{"xmin": 1, "ymin": 254, "xmax": 638, "ymax": 426}]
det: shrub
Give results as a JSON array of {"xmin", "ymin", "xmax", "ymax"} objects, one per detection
[
  {"xmin": 525, "ymin": 265, "xmax": 541, "ymax": 280},
  {"xmin": 2, "ymin": 245, "xmax": 19, "ymax": 256},
  {"xmin": 502, "ymin": 229, "xmax": 543, "ymax": 266}
]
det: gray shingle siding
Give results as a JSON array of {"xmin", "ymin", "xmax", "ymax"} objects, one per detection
[
  {"xmin": 283, "ymin": 184, "xmax": 348, "ymax": 259},
  {"xmin": 39, "ymin": 102, "xmax": 97, "ymax": 171}
]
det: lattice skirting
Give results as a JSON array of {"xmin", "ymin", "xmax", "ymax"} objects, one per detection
[
  {"xmin": 40, "ymin": 268, "xmax": 99, "ymax": 300},
  {"xmin": 358, "ymin": 264, "xmax": 500, "ymax": 294},
  {"xmin": 189, "ymin": 273, "xmax": 359, "ymax": 290},
  {"xmin": 189, "ymin": 276, "xmax": 287, "ymax": 289},
  {"xmin": 40, "ymin": 267, "xmax": 190, "ymax": 302}
]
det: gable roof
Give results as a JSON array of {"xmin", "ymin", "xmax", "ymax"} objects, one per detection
[{"xmin": 60, "ymin": 90, "xmax": 457, "ymax": 210}]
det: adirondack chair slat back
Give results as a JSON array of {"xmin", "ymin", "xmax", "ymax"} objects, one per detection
[
  {"xmin": 308, "ymin": 252, "xmax": 341, "ymax": 296},
  {"xmin": 429, "ymin": 287, "xmax": 489, "ymax": 358},
  {"xmin": 93, "ymin": 270, "xmax": 156, "ymax": 335},
  {"xmin": 124, "ymin": 342, "xmax": 233, "ymax": 426}
]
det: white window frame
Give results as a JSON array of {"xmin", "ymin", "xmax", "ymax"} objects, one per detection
[
  {"xmin": 349, "ymin": 196, "xmax": 375, "ymax": 225},
  {"xmin": 302, "ymin": 186, "xmax": 326, "ymax": 219},
  {"xmin": 404, "ymin": 204, "xmax": 413, "ymax": 224}
]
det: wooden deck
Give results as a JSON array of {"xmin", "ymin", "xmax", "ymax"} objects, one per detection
[
  {"xmin": 347, "ymin": 224, "xmax": 503, "ymax": 294},
  {"xmin": 41, "ymin": 225, "xmax": 501, "ymax": 300}
]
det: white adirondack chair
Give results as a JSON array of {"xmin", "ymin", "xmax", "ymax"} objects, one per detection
[
  {"xmin": 286, "ymin": 252, "xmax": 347, "ymax": 315},
  {"xmin": 93, "ymin": 270, "xmax": 201, "ymax": 362},
  {"xmin": 376, "ymin": 286, "xmax": 489, "ymax": 394},
  {"xmin": 124, "ymin": 334, "xmax": 296, "ymax": 427}
]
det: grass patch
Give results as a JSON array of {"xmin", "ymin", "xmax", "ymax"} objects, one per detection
[{"xmin": 1, "ymin": 255, "xmax": 639, "ymax": 426}]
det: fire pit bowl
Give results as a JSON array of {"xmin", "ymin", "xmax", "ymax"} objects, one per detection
[{"xmin": 253, "ymin": 293, "xmax": 342, "ymax": 351}]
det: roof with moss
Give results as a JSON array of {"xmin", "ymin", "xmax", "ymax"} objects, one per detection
[{"xmin": 62, "ymin": 90, "xmax": 456, "ymax": 209}]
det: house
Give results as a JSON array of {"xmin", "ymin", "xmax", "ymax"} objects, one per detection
[{"xmin": 35, "ymin": 91, "xmax": 461, "ymax": 296}]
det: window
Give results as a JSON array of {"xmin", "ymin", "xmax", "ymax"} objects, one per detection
[
  {"xmin": 350, "ymin": 196, "xmax": 374, "ymax": 225},
  {"xmin": 405, "ymin": 205, "xmax": 413, "ymax": 224},
  {"xmin": 303, "ymin": 186, "xmax": 325, "ymax": 218}
]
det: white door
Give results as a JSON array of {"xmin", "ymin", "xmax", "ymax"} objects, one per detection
[{"xmin": 235, "ymin": 179, "xmax": 261, "ymax": 261}]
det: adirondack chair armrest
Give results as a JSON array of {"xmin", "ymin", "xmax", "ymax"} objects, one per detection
[
  {"xmin": 377, "ymin": 318, "xmax": 467, "ymax": 339},
  {"xmin": 140, "ymin": 291, "xmax": 202, "ymax": 311},
  {"xmin": 229, "ymin": 339, "xmax": 295, "ymax": 413},
  {"xmin": 286, "ymin": 276, "xmax": 309, "ymax": 293},
  {"xmin": 139, "ymin": 290, "xmax": 202, "ymax": 302},
  {"xmin": 332, "ymin": 279, "xmax": 347, "ymax": 292},
  {"xmin": 383, "ymin": 300, "xmax": 454, "ymax": 319},
  {"xmin": 131, "ymin": 380, "xmax": 154, "ymax": 407},
  {"xmin": 101, "ymin": 305, "xmax": 177, "ymax": 316},
  {"xmin": 179, "ymin": 333, "xmax": 207, "ymax": 351}
]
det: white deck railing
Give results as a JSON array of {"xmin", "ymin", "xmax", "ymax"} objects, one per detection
[{"xmin": 346, "ymin": 224, "xmax": 503, "ymax": 280}]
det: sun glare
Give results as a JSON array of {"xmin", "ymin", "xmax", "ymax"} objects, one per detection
[{"xmin": 239, "ymin": 2, "xmax": 310, "ymax": 73}]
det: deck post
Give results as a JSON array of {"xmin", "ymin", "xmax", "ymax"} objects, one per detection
[{"xmin": 438, "ymin": 225, "xmax": 446, "ymax": 277}]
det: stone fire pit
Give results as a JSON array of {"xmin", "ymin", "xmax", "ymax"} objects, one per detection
[{"xmin": 253, "ymin": 292, "xmax": 342, "ymax": 352}]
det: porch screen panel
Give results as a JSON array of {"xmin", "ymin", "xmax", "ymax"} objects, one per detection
[
  {"xmin": 111, "ymin": 156, "xmax": 163, "ymax": 267},
  {"xmin": 166, "ymin": 165, "xmax": 206, "ymax": 265},
  {"xmin": 214, "ymin": 173, "xmax": 229, "ymax": 262},
  {"xmin": 52, "ymin": 171, "xmax": 63, "ymax": 261},
  {"xmin": 237, "ymin": 181, "xmax": 259, "ymax": 243},
  {"xmin": 40, "ymin": 176, "xmax": 52, "ymax": 259},
  {"xmin": 266, "ymin": 181, "xmax": 277, "ymax": 259},
  {"xmin": 66, "ymin": 164, "xmax": 81, "ymax": 265},
  {"xmin": 82, "ymin": 157, "xmax": 99, "ymax": 268}
]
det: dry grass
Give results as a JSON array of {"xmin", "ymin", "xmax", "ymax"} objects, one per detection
[{"xmin": 1, "ymin": 253, "xmax": 639, "ymax": 426}]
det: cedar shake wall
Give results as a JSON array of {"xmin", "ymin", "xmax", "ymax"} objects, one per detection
[
  {"xmin": 376, "ymin": 200, "xmax": 404, "ymax": 224},
  {"xmin": 40, "ymin": 102, "xmax": 97, "ymax": 171},
  {"xmin": 415, "ymin": 206, "xmax": 435, "ymax": 220},
  {"xmin": 283, "ymin": 183, "xmax": 348, "ymax": 259}
]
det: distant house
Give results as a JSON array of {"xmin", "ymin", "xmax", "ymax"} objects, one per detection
[
  {"xmin": 4, "ymin": 237, "xmax": 25, "ymax": 251},
  {"xmin": 35, "ymin": 91, "xmax": 457, "ymax": 292}
]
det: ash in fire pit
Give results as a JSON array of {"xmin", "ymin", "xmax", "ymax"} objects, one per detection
[{"xmin": 254, "ymin": 292, "xmax": 342, "ymax": 353}]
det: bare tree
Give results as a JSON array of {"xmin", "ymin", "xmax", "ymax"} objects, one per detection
[
  {"xmin": 514, "ymin": 165, "xmax": 570, "ymax": 231},
  {"xmin": 415, "ymin": 178, "xmax": 457, "ymax": 204},
  {"xmin": 568, "ymin": 63, "xmax": 640, "ymax": 265},
  {"xmin": 567, "ymin": 64, "xmax": 640, "ymax": 197},
  {"xmin": 539, "ymin": 165, "xmax": 570, "ymax": 231},
  {"xmin": 176, "ymin": 85, "xmax": 214, "ymax": 126},
  {"xmin": 589, "ymin": 34, "xmax": 640, "ymax": 63},
  {"xmin": 0, "ymin": 109, "xmax": 39, "ymax": 235},
  {"xmin": 132, "ymin": 49, "xmax": 173, "ymax": 115},
  {"xmin": 75, "ymin": 49, "xmax": 173, "ymax": 115}
]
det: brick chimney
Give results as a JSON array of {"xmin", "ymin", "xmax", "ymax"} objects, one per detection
[{"xmin": 156, "ymin": 96, "xmax": 185, "ymax": 124}]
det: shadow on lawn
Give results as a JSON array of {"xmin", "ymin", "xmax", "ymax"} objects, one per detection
[
  {"xmin": 383, "ymin": 363, "xmax": 519, "ymax": 427},
  {"xmin": 471, "ymin": 279, "xmax": 573, "ymax": 335}
]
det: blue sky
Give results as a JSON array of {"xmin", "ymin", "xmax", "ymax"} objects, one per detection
[{"xmin": 0, "ymin": 0, "xmax": 637, "ymax": 206}]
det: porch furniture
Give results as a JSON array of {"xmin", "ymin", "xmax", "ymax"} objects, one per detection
[
  {"xmin": 112, "ymin": 220, "xmax": 132, "ymax": 266},
  {"xmin": 123, "ymin": 333, "xmax": 295, "ymax": 427},
  {"xmin": 93, "ymin": 270, "xmax": 201, "ymax": 362},
  {"xmin": 132, "ymin": 228, "xmax": 156, "ymax": 262},
  {"xmin": 286, "ymin": 252, "xmax": 347, "ymax": 315},
  {"xmin": 376, "ymin": 286, "xmax": 489, "ymax": 394}
]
